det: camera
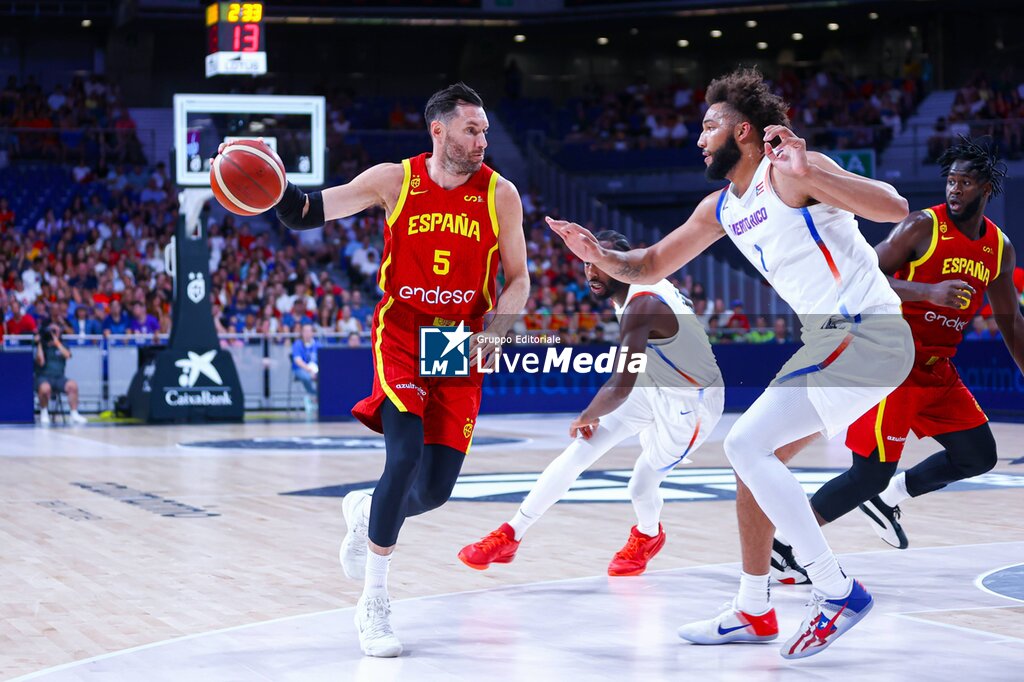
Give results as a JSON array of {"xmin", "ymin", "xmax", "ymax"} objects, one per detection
[{"xmin": 39, "ymin": 325, "xmax": 59, "ymax": 345}]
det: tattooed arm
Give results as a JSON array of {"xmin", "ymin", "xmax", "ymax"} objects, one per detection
[{"xmin": 546, "ymin": 189, "xmax": 726, "ymax": 285}]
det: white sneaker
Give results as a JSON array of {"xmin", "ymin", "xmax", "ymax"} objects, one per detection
[
  {"xmin": 39, "ymin": 410, "xmax": 51, "ymax": 426},
  {"xmin": 340, "ymin": 492, "xmax": 370, "ymax": 580},
  {"xmin": 677, "ymin": 599, "xmax": 779, "ymax": 644},
  {"xmin": 858, "ymin": 496, "xmax": 909, "ymax": 549},
  {"xmin": 69, "ymin": 412, "xmax": 88, "ymax": 425},
  {"xmin": 355, "ymin": 595, "xmax": 402, "ymax": 657}
]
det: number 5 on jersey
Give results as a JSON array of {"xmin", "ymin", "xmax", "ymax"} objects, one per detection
[{"xmin": 433, "ymin": 249, "xmax": 451, "ymax": 276}]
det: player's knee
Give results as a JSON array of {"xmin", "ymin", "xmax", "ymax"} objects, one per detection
[
  {"xmin": 383, "ymin": 455, "xmax": 420, "ymax": 483},
  {"xmin": 848, "ymin": 455, "xmax": 895, "ymax": 497},
  {"xmin": 66, "ymin": 380, "xmax": 78, "ymax": 392},
  {"xmin": 950, "ymin": 436, "xmax": 998, "ymax": 478},
  {"xmin": 38, "ymin": 382, "xmax": 51, "ymax": 396},
  {"xmin": 417, "ymin": 485, "xmax": 454, "ymax": 512},
  {"xmin": 723, "ymin": 426, "xmax": 759, "ymax": 471},
  {"xmin": 627, "ymin": 474, "xmax": 650, "ymax": 501}
]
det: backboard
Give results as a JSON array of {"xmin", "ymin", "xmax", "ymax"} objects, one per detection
[{"xmin": 173, "ymin": 94, "xmax": 325, "ymax": 187}]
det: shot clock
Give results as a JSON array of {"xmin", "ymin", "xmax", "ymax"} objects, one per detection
[{"xmin": 205, "ymin": 2, "xmax": 267, "ymax": 77}]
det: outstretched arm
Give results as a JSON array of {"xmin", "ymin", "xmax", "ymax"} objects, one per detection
[
  {"xmin": 763, "ymin": 125, "xmax": 908, "ymax": 223},
  {"xmin": 989, "ymin": 237, "xmax": 1024, "ymax": 375},
  {"xmin": 546, "ymin": 190, "xmax": 725, "ymax": 285},
  {"xmin": 274, "ymin": 163, "xmax": 404, "ymax": 230},
  {"xmin": 569, "ymin": 296, "xmax": 668, "ymax": 438}
]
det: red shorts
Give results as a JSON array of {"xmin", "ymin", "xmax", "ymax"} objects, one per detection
[
  {"xmin": 846, "ymin": 357, "xmax": 988, "ymax": 462},
  {"xmin": 351, "ymin": 296, "xmax": 484, "ymax": 454}
]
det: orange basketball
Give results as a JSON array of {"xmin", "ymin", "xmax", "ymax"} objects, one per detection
[{"xmin": 210, "ymin": 139, "xmax": 287, "ymax": 216}]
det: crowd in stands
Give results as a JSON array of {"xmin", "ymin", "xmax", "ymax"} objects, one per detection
[
  {"xmin": 927, "ymin": 72, "xmax": 1024, "ymax": 163},
  {"xmin": 0, "ymin": 74, "xmax": 147, "ymax": 166},
  {"xmin": 3, "ymin": 71, "xmax": 1019, "ymax": 354},
  {"xmin": 554, "ymin": 68, "xmax": 922, "ymax": 155}
]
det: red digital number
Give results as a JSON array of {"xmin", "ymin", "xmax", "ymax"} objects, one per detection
[{"xmin": 232, "ymin": 23, "xmax": 260, "ymax": 52}]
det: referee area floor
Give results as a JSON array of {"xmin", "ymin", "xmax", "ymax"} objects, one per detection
[{"xmin": 3, "ymin": 413, "xmax": 1024, "ymax": 680}]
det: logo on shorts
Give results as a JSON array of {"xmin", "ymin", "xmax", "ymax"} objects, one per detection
[
  {"xmin": 463, "ymin": 419, "xmax": 475, "ymax": 439},
  {"xmin": 395, "ymin": 382, "xmax": 427, "ymax": 398},
  {"xmin": 419, "ymin": 321, "xmax": 472, "ymax": 377}
]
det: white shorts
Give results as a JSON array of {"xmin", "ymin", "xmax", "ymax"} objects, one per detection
[
  {"xmin": 772, "ymin": 307, "xmax": 913, "ymax": 439},
  {"xmin": 605, "ymin": 383, "xmax": 725, "ymax": 471}
]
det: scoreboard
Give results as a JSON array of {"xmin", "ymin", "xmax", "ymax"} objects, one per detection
[{"xmin": 205, "ymin": 2, "xmax": 267, "ymax": 77}]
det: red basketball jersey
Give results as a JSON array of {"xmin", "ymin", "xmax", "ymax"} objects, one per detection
[
  {"xmin": 895, "ymin": 203, "xmax": 1005, "ymax": 360},
  {"xmin": 378, "ymin": 153, "xmax": 501, "ymax": 320}
]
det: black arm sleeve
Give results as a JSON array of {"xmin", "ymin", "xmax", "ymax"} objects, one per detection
[{"xmin": 275, "ymin": 181, "xmax": 325, "ymax": 230}]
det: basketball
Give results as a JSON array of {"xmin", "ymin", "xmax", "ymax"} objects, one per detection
[{"xmin": 210, "ymin": 139, "xmax": 287, "ymax": 216}]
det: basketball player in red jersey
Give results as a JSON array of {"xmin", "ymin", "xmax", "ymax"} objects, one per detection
[
  {"xmin": 771, "ymin": 137, "xmax": 1023, "ymax": 574},
  {"xmin": 268, "ymin": 83, "xmax": 529, "ymax": 657}
]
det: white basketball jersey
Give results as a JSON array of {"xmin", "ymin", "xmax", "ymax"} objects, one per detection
[
  {"xmin": 614, "ymin": 279, "xmax": 722, "ymax": 389},
  {"xmin": 716, "ymin": 155, "xmax": 899, "ymax": 322}
]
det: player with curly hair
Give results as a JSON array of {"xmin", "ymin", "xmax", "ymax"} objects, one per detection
[
  {"xmin": 548, "ymin": 67, "xmax": 914, "ymax": 659},
  {"xmin": 771, "ymin": 136, "xmax": 1022, "ymax": 566}
]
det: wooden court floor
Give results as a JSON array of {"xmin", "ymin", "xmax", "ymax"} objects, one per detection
[{"xmin": 2, "ymin": 413, "xmax": 1023, "ymax": 679}]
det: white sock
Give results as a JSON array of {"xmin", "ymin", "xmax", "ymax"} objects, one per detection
[
  {"xmin": 40, "ymin": 408, "xmax": 49, "ymax": 419},
  {"xmin": 635, "ymin": 522, "xmax": 661, "ymax": 538},
  {"xmin": 736, "ymin": 572, "xmax": 771, "ymax": 615},
  {"xmin": 363, "ymin": 550, "xmax": 391, "ymax": 599},
  {"xmin": 879, "ymin": 471, "xmax": 910, "ymax": 507},
  {"xmin": 71, "ymin": 409, "xmax": 81, "ymax": 417},
  {"xmin": 508, "ymin": 509, "xmax": 535, "ymax": 541},
  {"xmin": 804, "ymin": 549, "xmax": 853, "ymax": 598}
]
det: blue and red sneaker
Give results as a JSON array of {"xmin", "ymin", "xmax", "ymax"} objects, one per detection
[{"xmin": 781, "ymin": 579, "xmax": 874, "ymax": 659}]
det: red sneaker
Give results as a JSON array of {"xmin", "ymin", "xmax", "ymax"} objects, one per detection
[
  {"xmin": 608, "ymin": 525, "xmax": 666, "ymax": 576},
  {"xmin": 458, "ymin": 523, "xmax": 520, "ymax": 570}
]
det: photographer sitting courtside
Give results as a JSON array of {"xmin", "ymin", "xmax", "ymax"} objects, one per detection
[{"xmin": 35, "ymin": 324, "xmax": 88, "ymax": 425}]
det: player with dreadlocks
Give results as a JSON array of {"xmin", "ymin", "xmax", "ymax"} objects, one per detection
[{"xmin": 771, "ymin": 136, "xmax": 1023, "ymax": 577}]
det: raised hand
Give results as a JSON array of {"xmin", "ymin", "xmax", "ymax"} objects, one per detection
[
  {"xmin": 546, "ymin": 216, "xmax": 603, "ymax": 263},
  {"xmin": 763, "ymin": 125, "xmax": 810, "ymax": 178},
  {"xmin": 927, "ymin": 279, "xmax": 975, "ymax": 309}
]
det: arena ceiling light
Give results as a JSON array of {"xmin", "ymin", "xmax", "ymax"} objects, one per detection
[
  {"xmin": 869, "ymin": 12, "xmax": 879, "ymax": 20},
  {"xmin": 827, "ymin": 23, "xmax": 839, "ymax": 31},
  {"xmin": 677, "ymin": 39, "xmax": 689, "ymax": 47},
  {"xmin": 710, "ymin": 29, "xmax": 722, "ymax": 38},
  {"xmin": 514, "ymin": 34, "xmax": 526, "ymax": 42},
  {"xmin": 597, "ymin": 36, "xmax": 609, "ymax": 45},
  {"xmin": 791, "ymin": 32, "xmax": 804, "ymax": 41},
  {"xmin": 81, "ymin": 19, "xmax": 92, "ymax": 27},
  {"xmin": 745, "ymin": 20, "xmax": 757, "ymax": 28},
  {"xmin": 757, "ymin": 41, "xmax": 768, "ymax": 50}
]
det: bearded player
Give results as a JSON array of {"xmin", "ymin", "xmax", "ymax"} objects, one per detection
[
  {"xmin": 269, "ymin": 83, "xmax": 529, "ymax": 657},
  {"xmin": 548, "ymin": 68, "xmax": 913, "ymax": 659},
  {"xmin": 772, "ymin": 138, "xmax": 1022, "ymax": 567}
]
